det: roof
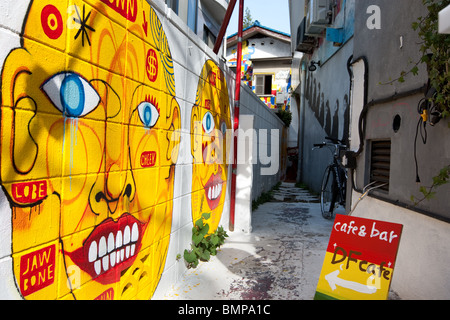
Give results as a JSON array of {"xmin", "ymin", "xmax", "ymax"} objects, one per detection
[{"xmin": 227, "ymin": 20, "xmax": 291, "ymax": 47}]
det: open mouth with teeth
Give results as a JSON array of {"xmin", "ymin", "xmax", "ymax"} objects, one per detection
[
  {"xmin": 66, "ymin": 214, "xmax": 145, "ymax": 285},
  {"xmin": 203, "ymin": 166, "xmax": 224, "ymax": 210}
]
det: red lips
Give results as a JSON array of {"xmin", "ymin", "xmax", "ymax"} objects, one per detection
[
  {"xmin": 203, "ymin": 166, "xmax": 224, "ymax": 210},
  {"xmin": 66, "ymin": 214, "xmax": 145, "ymax": 285}
]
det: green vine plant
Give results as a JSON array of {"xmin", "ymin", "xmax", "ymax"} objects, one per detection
[
  {"xmin": 412, "ymin": 165, "xmax": 450, "ymax": 205},
  {"xmin": 382, "ymin": 0, "xmax": 450, "ymax": 204},
  {"xmin": 380, "ymin": 0, "xmax": 450, "ymax": 113},
  {"xmin": 413, "ymin": 0, "xmax": 450, "ymax": 203},
  {"xmin": 183, "ymin": 213, "xmax": 229, "ymax": 269}
]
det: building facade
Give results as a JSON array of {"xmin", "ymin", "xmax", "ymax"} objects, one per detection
[
  {"xmin": 289, "ymin": 0, "xmax": 354, "ymax": 191},
  {"xmin": 165, "ymin": 0, "xmax": 229, "ymax": 54},
  {"xmin": 290, "ymin": 0, "xmax": 450, "ymax": 299},
  {"xmin": 226, "ymin": 21, "xmax": 292, "ymax": 110}
]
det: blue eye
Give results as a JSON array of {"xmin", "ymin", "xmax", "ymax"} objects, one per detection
[
  {"xmin": 221, "ymin": 121, "xmax": 227, "ymax": 135},
  {"xmin": 42, "ymin": 72, "xmax": 100, "ymax": 118},
  {"xmin": 137, "ymin": 102, "xmax": 160, "ymax": 128},
  {"xmin": 202, "ymin": 112, "xmax": 214, "ymax": 134}
]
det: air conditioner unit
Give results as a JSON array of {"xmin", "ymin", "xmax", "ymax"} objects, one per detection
[
  {"xmin": 296, "ymin": 17, "xmax": 316, "ymax": 53},
  {"xmin": 305, "ymin": 0, "xmax": 332, "ymax": 37}
]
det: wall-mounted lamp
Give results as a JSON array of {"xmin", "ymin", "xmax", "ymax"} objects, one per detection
[{"xmin": 309, "ymin": 60, "xmax": 321, "ymax": 72}]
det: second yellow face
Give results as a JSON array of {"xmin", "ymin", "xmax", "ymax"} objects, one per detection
[{"xmin": 191, "ymin": 60, "xmax": 231, "ymax": 232}]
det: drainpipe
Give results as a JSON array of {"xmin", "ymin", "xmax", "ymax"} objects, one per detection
[
  {"xmin": 229, "ymin": 0, "xmax": 244, "ymax": 232},
  {"xmin": 297, "ymin": 60, "xmax": 307, "ymax": 182},
  {"xmin": 213, "ymin": 0, "xmax": 237, "ymax": 55}
]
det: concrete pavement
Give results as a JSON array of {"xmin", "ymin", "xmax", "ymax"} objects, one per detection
[
  {"xmin": 160, "ymin": 182, "xmax": 335, "ymax": 300},
  {"xmin": 159, "ymin": 182, "xmax": 402, "ymax": 300}
]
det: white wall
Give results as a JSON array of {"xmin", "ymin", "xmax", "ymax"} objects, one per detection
[{"xmin": 350, "ymin": 194, "xmax": 450, "ymax": 300}]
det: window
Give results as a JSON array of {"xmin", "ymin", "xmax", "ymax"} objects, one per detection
[
  {"xmin": 370, "ymin": 140, "xmax": 391, "ymax": 192},
  {"xmin": 187, "ymin": 0, "xmax": 198, "ymax": 33},
  {"xmin": 165, "ymin": 0, "xmax": 179, "ymax": 14},
  {"xmin": 203, "ymin": 26, "xmax": 217, "ymax": 49},
  {"xmin": 255, "ymin": 75, "xmax": 273, "ymax": 96}
]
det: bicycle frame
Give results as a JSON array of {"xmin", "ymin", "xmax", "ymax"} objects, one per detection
[{"xmin": 313, "ymin": 138, "xmax": 348, "ymax": 219}]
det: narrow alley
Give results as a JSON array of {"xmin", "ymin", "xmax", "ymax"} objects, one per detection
[{"xmin": 160, "ymin": 182, "xmax": 335, "ymax": 300}]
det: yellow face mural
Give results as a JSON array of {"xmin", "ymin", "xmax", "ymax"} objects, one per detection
[
  {"xmin": 0, "ymin": 0, "xmax": 180, "ymax": 300},
  {"xmin": 191, "ymin": 60, "xmax": 231, "ymax": 232}
]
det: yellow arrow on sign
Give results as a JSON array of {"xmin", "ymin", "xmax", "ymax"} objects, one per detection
[{"xmin": 325, "ymin": 270, "xmax": 378, "ymax": 294}]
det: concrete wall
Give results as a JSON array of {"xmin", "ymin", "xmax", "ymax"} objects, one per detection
[
  {"xmin": 300, "ymin": 39, "xmax": 353, "ymax": 192},
  {"xmin": 298, "ymin": 0, "xmax": 354, "ymax": 193},
  {"xmin": 349, "ymin": 0, "xmax": 450, "ymax": 299},
  {"xmin": 235, "ymin": 85, "xmax": 288, "ymax": 233},
  {"xmin": 0, "ymin": 0, "xmax": 284, "ymax": 300}
]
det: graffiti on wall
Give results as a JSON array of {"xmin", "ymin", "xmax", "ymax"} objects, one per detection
[
  {"xmin": 228, "ymin": 40, "xmax": 255, "ymax": 87},
  {"xmin": 0, "ymin": 0, "xmax": 183, "ymax": 300},
  {"xmin": 305, "ymin": 73, "xmax": 350, "ymax": 143},
  {"xmin": 191, "ymin": 60, "xmax": 231, "ymax": 233}
]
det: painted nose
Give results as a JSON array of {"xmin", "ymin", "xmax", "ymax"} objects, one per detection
[
  {"xmin": 90, "ymin": 163, "xmax": 136, "ymax": 216},
  {"xmin": 105, "ymin": 164, "xmax": 122, "ymax": 200}
]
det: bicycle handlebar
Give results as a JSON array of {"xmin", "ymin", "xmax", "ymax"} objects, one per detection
[
  {"xmin": 312, "ymin": 140, "xmax": 347, "ymax": 152},
  {"xmin": 325, "ymin": 136, "xmax": 345, "ymax": 145}
]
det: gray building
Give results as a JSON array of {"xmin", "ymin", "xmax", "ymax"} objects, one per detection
[
  {"xmin": 164, "ymin": 0, "xmax": 229, "ymax": 55},
  {"xmin": 290, "ymin": 0, "xmax": 450, "ymax": 299},
  {"xmin": 289, "ymin": 0, "xmax": 354, "ymax": 192}
]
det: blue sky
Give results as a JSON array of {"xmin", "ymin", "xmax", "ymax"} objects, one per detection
[{"xmin": 225, "ymin": 0, "xmax": 291, "ymax": 37}]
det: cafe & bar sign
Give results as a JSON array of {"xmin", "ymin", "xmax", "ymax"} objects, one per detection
[{"xmin": 315, "ymin": 215, "xmax": 403, "ymax": 300}]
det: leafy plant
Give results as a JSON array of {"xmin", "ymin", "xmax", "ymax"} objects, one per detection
[
  {"xmin": 412, "ymin": 165, "xmax": 450, "ymax": 205},
  {"xmin": 381, "ymin": 0, "xmax": 449, "ymax": 114},
  {"xmin": 183, "ymin": 213, "xmax": 229, "ymax": 269},
  {"xmin": 381, "ymin": 0, "xmax": 450, "ymax": 203},
  {"xmin": 413, "ymin": 0, "xmax": 450, "ymax": 117},
  {"xmin": 251, "ymin": 182, "xmax": 281, "ymax": 211},
  {"xmin": 276, "ymin": 109, "xmax": 292, "ymax": 127},
  {"xmin": 412, "ymin": 0, "xmax": 450, "ymax": 203}
]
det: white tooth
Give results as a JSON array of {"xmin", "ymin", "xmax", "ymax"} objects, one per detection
[
  {"xmin": 208, "ymin": 187, "xmax": 212, "ymax": 200},
  {"xmin": 215, "ymin": 185, "xmax": 219, "ymax": 198},
  {"xmin": 108, "ymin": 233, "xmax": 115, "ymax": 253},
  {"xmin": 99, "ymin": 236, "xmax": 107, "ymax": 257},
  {"xmin": 110, "ymin": 252, "xmax": 116, "ymax": 267},
  {"xmin": 88, "ymin": 241, "xmax": 97, "ymax": 263},
  {"xmin": 94, "ymin": 260, "xmax": 101, "ymax": 275},
  {"xmin": 131, "ymin": 223, "xmax": 139, "ymax": 242},
  {"xmin": 116, "ymin": 250, "xmax": 121, "ymax": 264},
  {"xmin": 124, "ymin": 226, "xmax": 131, "ymax": 245},
  {"xmin": 125, "ymin": 245, "xmax": 130, "ymax": 259},
  {"xmin": 116, "ymin": 230, "xmax": 123, "ymax": 248},
  {"xmin": 214, "ymin": 185, "xmax": 218, "ymax": 199},
  {"xmin": 120, "ymin": 249, "xmax": 125, "ymax": 261},
  {"xmin": 102, "ymin": 255, "xmax": 109, "ymax": 272},
  {"xmin": 131, "ymin": 244, "xmax": 136, "ymax": 256}
]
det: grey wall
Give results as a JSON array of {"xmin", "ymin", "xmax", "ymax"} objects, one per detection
[
  {"xmin": 352, "ymin": 0, "xmax": 450, "ymax": 221},
  {"xmin": 354, "ymin": 0, "xmax": 428, "ymax": 101},
  {"xmin": 300, "ymin": 39, "xmax": 353, "ymax": 193},
  {"xmin": 240, "ymin": 85, "xmax": 287, "ymax": 200}
]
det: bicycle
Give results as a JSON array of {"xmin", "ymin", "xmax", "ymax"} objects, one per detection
[{"xmin": 313, "ymin": 137, "xmax": 348, "ymax": 220}]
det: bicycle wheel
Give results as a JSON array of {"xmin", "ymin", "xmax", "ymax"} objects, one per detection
[{"xmin": 320, "ymin": 165, "xmax": 337, "ymax": 220}]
